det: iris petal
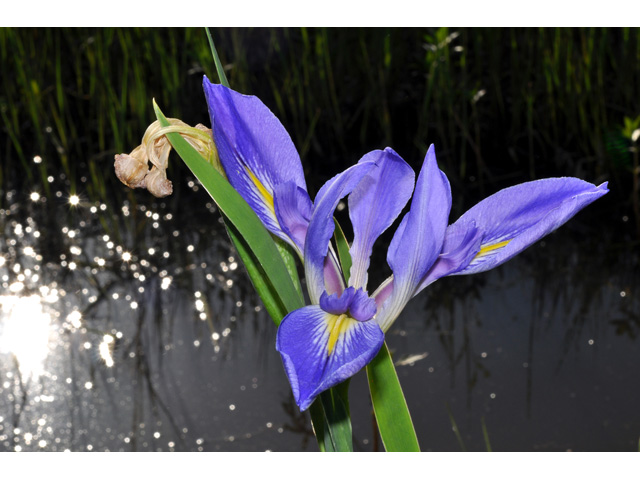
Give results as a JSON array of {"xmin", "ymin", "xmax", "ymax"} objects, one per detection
[
  {"xmin": 276, "ymin": 305, "xmax": 384, "ymax": 411},
  {"xmin": 348, "ymin": 148, "xmax": 415, "ymax": 290},
  {"xmin": 376, "ymin": 145, "xmax": 451, "ymax": 332},
  {"xmin": 348, "ymin": 288, "xmax": 377, "ymax": 322},
  {"xmin": 414, "ymin": 221, "xmax": 483, "ymax": 293},
  {"xmin": 304, "ymin": 161, "xmax": 378, "ymax": 304},
  {"xmin": 319, "ymin": 288, "xmax": 356, "ymax": 314},
  {"xmin": 449, "ymin": 178, "xmax": 609, "ymax": 275},
  {"xmin": 273, "ymin": 181, "xmax": 313, "ymax": 254},
  {"xmin": 203, "ymin": 78, "xmax": 307, "ymax": 245}
]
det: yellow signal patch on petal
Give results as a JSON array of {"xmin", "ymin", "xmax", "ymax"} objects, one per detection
[
  {"xmin": 326, "ymin": 314, "xmax": 357, "ymax": 355},
  {"xmin": 474, "ymin": 239, "xmax": 511, "ymax": 260},
  {"xmin": 245, "ymin": 167, "xmax": 276, "ymax": 216}
]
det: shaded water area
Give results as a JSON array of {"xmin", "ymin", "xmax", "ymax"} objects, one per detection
[{"xmin": 1, "ymin": 28, "xmax": 639, "ymax": 451}]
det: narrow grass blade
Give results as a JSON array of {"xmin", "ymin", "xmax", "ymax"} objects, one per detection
[
  {"xmin": 366, "ymin": 343, "xmax": 420, "ymax": 452},
  {"xmin": 331, "ymin": 379, "xmax": 352, "ymax": 449},
  {"xmin": 333, "ymin": 379, "xmax": 351, "ymax": 415},
  {"xmin": 319, "ymin": 387, "xmax": 353, "ymax": 452},
  {"xmin": 308, "ymin": 401, "xmax": 330, "ymax": 452},
  {"xmin": 307, "ymin": 382, "xmax": 352, "ymax": 452},
  {"xmin": 274, "ymin": 238, "xmax": 304, "ymax": 300},
  {"xmin": 205, "ymin": 28, "xmax": 230, "ymax": 88},
  {"xmin": 481, "ymin": 416, "xmax": 492, "ymax": 452},
  {"xmin": 445, "ymin": 402, "xmax": 466, "ymax": 451},
  {"xmin": 154, "ymin": 101, "xmax": 303, "ymax": 319}
]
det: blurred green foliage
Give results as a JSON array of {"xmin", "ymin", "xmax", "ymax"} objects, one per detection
[{"xmin": 1, "ymin": 28, "xmax": 638, "ymax": 213}]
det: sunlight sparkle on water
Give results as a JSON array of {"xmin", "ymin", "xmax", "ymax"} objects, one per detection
[
  {"xmin": 99, "ymin": 335, "xmax": 115, "ymax": 367},
  {"xmin": 69, "ymin": 195, "xmax": 80, "ymax": 206},
  {"xmin": 0, "ymin": 295, "xmax": 52, "ymax": 377},
  {"xmin": 67, "ymin": 311, "xmax": 82, "ymax": 329}
]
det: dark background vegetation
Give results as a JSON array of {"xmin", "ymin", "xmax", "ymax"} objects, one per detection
[{"xmin": 1, "ymin": 27, "xmax": 638, "ymax": 232}]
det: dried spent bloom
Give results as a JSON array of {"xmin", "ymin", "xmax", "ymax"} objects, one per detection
[
  {"xmin": 114, "ymin": 146, "xmax": 149, "ymax": 188},
  {"xmin": 115, "ymin": 118, "xmax": 219, "ymax": 198},
  {"xmin": 144, "ymin": 167, "xmax": 173, "ymax": 198}
]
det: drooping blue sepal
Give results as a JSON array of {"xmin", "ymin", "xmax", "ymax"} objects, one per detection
[
  {"xmin": 448, "ymin": 177, "xmax": 609, "ymax": 275},
  {"xmin": 276, "ymin": 305, "xmax": 384, "ymax": 411},
  {"xmin": 203, "ymin": 78, "xmax": 311, "ymax": 251},
  {"xmin": 413, "ymin": 220, "xmax": 483, "ymax": 293}
]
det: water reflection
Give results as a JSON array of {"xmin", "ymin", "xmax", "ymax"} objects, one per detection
[
  {"xmin": 376, "ymin": 222, "xmax": 639, "ymax": 451},
  {"xmin": 0, "ymin": 295, "xmax": 52, "ymax": 378},
  {"xmin": 0, "ymin": 165, "xmax": 638, "ymax": 451},
  {"xmin": 0, "ymin": 171, "xmax": 313, "ymax": 451}
]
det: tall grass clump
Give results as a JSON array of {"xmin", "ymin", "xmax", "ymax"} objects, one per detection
[{"xmin": 1, "ymin": 28, "xmax": 637, "ymax": 225}]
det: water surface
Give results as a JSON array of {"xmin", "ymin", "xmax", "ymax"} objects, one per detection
[{"xmin": 0, "ymin": 169, "xmax": 636, "ymax": 451}]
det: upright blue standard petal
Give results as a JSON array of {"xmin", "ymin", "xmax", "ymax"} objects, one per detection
[
  {"xmin": 304, "ymin": 161, "xmax": 378, "ymax": 304},
  {"xmin": 348, "ymin": 148, "xmax": 415, "ymax": 290},
  {"xmin": 375, "ymin": 145, "xmax": 451, "ymax": 332}
]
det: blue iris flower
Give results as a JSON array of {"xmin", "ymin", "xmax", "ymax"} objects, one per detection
[{"xmin": 203, "ymin": 78, "xmax": 609, "ymax": 411}]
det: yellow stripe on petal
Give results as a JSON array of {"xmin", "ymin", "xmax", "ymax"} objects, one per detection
[
  {"xmin": 474, "ymin": 239, "xmax": 511, "ymax": 259},
  {"xmin": 326, "ymin": 314, "xmax": 357, "ymax": 355},
  {"xmin": 245, "ymin": 167, "xmax": 276, "ymax": 216}
]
